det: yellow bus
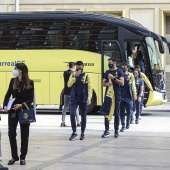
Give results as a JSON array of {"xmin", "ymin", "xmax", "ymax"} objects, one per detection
[{"xmin": 0, "ymin": 12, "xmax": 169, "ymax": 113}]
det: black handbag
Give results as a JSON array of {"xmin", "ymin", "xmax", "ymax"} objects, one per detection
[
  {"xmin": 100, "ymin": 95, "xmax": 112, "ymax": 115},
  {"xmin": 18, "ymin": 102, "xmax": 36, "ymax": 125}
]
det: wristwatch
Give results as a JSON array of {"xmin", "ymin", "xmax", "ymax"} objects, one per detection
[{"xmin": 113, "ymin": 77, "xmax": 117, "ymax": 81}]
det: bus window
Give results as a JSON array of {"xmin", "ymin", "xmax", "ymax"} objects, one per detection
[
  {"xmin": 102, "ymin": 41, "xmax": 122, "ymax": 73},
  {"xmin": 145, "ymin": 37, "xmax": 163, "ymax": 72},
  {"xmin": 0, "ymin": 22, "xmax": 9, "ymax": 49},
  {"xmin": 145, "ymin": 37, "xmax": 165, "ymax": 93}
]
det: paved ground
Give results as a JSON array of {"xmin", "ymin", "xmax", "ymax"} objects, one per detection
[
  {"xmin": 143, "ymin": 102, "xmax": 170, "ymax": 111},
  {"xmin": 0, "ymin": 104, "xmax": 170, "ymax": 170}
]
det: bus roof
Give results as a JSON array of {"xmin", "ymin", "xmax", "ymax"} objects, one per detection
[
  {"xmin": 0, "ymin": 11, "xmax": 146, "ymax": 28},
  {"xmin": 0, "ymin": 11, "xmax": 168, "ymax": 53}
]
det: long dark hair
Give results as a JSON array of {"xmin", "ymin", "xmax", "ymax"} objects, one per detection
[
  {"xmin": 134, "ymin": 69, "xmax": 141, "ymax": 78},
  {"xmin": 13, "ymin": 63, "xmax": 32, "ymax": 90}
]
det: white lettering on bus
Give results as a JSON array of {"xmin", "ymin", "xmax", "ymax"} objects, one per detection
[{"xmin": 0, "ymin": 60, "xmax": 25, "ymax": 66}]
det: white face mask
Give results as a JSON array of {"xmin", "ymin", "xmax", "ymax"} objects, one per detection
[{"xmin": 12, "ymin": 70, "xmax": 19, "ymax": 77}]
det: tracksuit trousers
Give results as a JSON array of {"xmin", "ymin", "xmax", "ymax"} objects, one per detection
[{"xmin": 70, "ymin": 101, "xmax": 87, "ymax": 134}]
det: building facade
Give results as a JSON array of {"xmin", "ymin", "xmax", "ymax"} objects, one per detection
[{"xmin": 0, "ymin": 0, "xmax": 170, "ymax": 99}]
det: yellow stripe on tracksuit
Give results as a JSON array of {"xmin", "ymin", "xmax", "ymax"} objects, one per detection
[
  {"xmin": 128, "ymin": 72, "xmax": 137, "ymax": 98},
  {"xmin": 67, "ymin": 72, "xmax": 93, "ymax": 100},
  {"xmin": 140, "ymin": 72, "xmax": 153, "ymax": 91},
  {"xmin": 105, "ymin": 79, "xmax": 115, "ymax": 121}
]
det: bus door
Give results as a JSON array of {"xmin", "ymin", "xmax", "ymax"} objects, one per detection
[
  {"xmin": 124, "ymin": 41, "xmax": 141, "ymax": 70},
  {"xmin": 101, "ymin": 40, "xmax": 123, "ymax": 102},
  {"xmin": 125, "ymin": 40, "xmax": 151, "ymax": 105}
]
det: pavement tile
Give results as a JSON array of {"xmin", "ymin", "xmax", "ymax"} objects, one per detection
[{"xmin": 0, "ymin": 111, "xmax": 170, "ymax": 170}]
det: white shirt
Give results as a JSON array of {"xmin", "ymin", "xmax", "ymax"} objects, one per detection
[{"xmin": 128, "ymin": 56, "xmax": 134, "ymax": 68}]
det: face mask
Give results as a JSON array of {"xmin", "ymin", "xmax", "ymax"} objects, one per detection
[
  {"xmin": 12, "ymin": 70, "xmax": 19, "ymax": 77},
  {"xmin": 134, "ymin": 73, "xmax": 138, "ymax": 78},
  {"xmin": 108, "ymin": 64, "xmax": 114, "ymax": 69},
  {"xmin": 76, "ymin": 68, "xmax": 83, "ymax": 73},
  {"xmin": 122, "ymin": 68, "xmax": 127, "ymax": 73}
]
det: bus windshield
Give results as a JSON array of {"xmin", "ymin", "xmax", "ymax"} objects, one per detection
[{"xmin": 145, "ymin": 37, "xmax": 163, "ymax": 72}]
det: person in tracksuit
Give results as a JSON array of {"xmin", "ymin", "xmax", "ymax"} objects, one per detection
[
  {"xmin": 133, "ymin": 69, "xmax": 144, "ymax": 124},
  {"xmin": 102, "ymin": 58, "xmax": 124, "ymax": 138},
  {"xmin": 120, "ymin": 62, "xmax": 137, "ymax": 132},
  {"xmin": 134, "ymin": 65, "xmax": 153, "ymax": 119},
  {"xmin": 67, "ymin": 61, "xmax": 92, "ymax": 141}
]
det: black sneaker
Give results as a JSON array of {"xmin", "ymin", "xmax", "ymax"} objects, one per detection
[
  {"xmin": 20, "ymin": 159, "xmax": 26, "ymax": 165},
  {"xmin": 0, "ymin": 163, "xmax": 9, "ymax": 169},
  {"xmin": 130, "ymin": 118, "xmax": 134, "ymax": 124},
  {"xmin": 126, "ymin": 124, "xmax": 130, "ymax": 129},
  {"xmin": 135, "ymin": 119, "xmax": 139, "ymax": 124},
  {"xmin": 60, "ymin": 122, "xmax": 67, "ymax": 127},
  {"xmin": 114, "ymin": 131, "xmax": 119, "ymax": 138},
  {"xmin": 80, "ymin": 134, "xmax": 85, "ymax": 140},
  {"xmin": 69, "ymin": 133, "xmax": 78, "ymax": 141},
  {"xmin": 101, "ymin": 131, "xmax": 110, "ymax": 138},
  {"xmin": 120, "ymin": 126, "xmax": 125, "ymax": 132}
]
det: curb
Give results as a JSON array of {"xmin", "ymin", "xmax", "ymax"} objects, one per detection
[{"xmin": 142, "ymin": 110, "xmax": 170, "ymax": 112}]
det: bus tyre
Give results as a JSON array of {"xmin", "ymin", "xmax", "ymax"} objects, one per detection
[{"xmin": 87, "ymin": 94, "xmax": 95, "ymax": 114}]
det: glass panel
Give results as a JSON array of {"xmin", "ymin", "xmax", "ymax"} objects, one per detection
[
  {"xmin": 0, "ymin": 21, "xmax": 9, "ymax": 49},
  {"xmin": 145, "ymin": 37, "xmax": 163, "ymax": 72},
  {"xmin": 145, "ymin": 37, "xmax": 165, "ymax": 92},
  {"xmin": 66, "ymin": 19, "xmax": 118, "ymax": 53},
  {"xmin": 4, "ymin": 18, "xmax": 118, "ymax": 51},
  {"xmin": 103, "ymin": 41, "xmax": 122, "ymax": 73}
]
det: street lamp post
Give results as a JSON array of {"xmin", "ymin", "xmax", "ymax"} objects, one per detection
[{"xmin": 15, "ymin": 0, "xmax": 19, "ymax": 12}]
